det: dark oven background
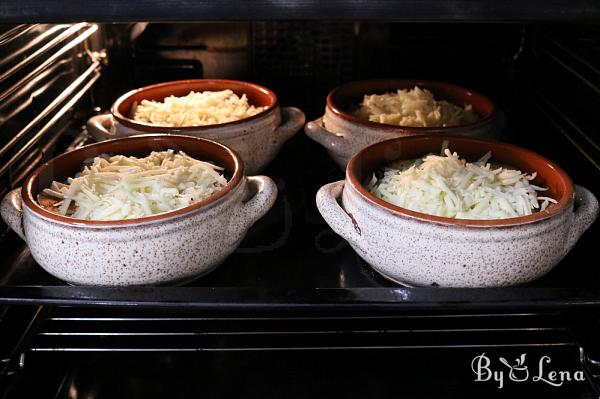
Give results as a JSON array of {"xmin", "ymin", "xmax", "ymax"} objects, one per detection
[{"xmin": 0, "ymin": 22, "xmax": 600, "ymax": 398}]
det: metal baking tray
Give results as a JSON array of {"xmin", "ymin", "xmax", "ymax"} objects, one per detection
[
  {"xmin": 0, "ymin": 120, "xmax": 599, "ymax": 310},
  {"xmin": 0, "ymin": 23, "xmax": 599, "ymax": 311}
]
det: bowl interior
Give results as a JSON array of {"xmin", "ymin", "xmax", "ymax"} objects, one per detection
[
  {"xmin": 348, "ymin": 135, "xmax": 574, "ymax": 227},
  {"xmin": 23, "ymin": 135, "xmax": 242, "ymax": 225},
  {"xmin": 112, "ymin": 79, "xmax": 277, "ymax": 130},
  {"xmin": 328, "ymin": 79, "xmax": 495, "ymax": 127}
]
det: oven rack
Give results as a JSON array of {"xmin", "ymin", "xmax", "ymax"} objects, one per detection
[
  {"xmin": 0, "ymin": 23, "xmax": 102, "ymax": 199},
  {"xmin": 22, "ymin": 308, "xmax": 598, "ymax": 352},
  {"xmin": 0, "ymin": 305, "xmax": 598, "ymax": 354},
  {"xmin": 530, "ymin": 26, "xmax": 600, "ymax": 175},
  {"xmin": 0, "ymin": 306, "xmax": 599, "ymax": 398}
]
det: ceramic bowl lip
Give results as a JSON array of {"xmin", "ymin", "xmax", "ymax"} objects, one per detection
[
  {"xmin": 111, "ymin": 79, "xmax": 279, "ymax": 133},
  {"xmin": 346, "ymin": 135, "xmax": 575, "ymax": 228},
  {"xmin": 326, "ymin": 79, "xmax": 496, "ymax": 132},
  {"xmin": 21, "ymin": 134, "xmax": 244, "ymax": 227}
]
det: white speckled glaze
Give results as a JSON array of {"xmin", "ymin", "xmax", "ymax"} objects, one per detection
[
  {"xmin": 305, "ymin": 80, "xmax": 504, "ymax": 169},
  {"xmin": 316, "ymin": 136, "xmax": 599, "ymax": 288},
  {"xmin": 88, "ymin": 106, "xmax": 304, "ymax": 175},
  {"xmin": 306, "ymin": 111, "xmax": 503, "ymax": 169},
  {"xmin": 86, "ymin": 79, "xmax": 304, "ymax": 175},
  {"xmin": 318, "ymin": 181, "xmax": 598, "ymax": 287},
  {"xmin": 0, "ymin": 136, "xmax": 278, "ymax": 286}
]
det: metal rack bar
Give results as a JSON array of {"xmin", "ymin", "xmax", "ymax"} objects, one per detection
[
  {"xmin": 540, "ymin": 32, "xmax": 600, "ymax": 79},
  {"xmin": 537, "ymin": 45, "xmax": 600, "ymax": 96},
  {"xmin": 0, "ymin": 60, "xmax": 101, "ymax": 178},
  {"xmin": 10, "ymin": 123, "xmax": 73, "ymax": 185},
  {"xmin": 0, "ymin": 25, "xmax": 37, "ymax": 46},
  {"xmin": 23, "ymin": 307, "xmax": 576, "ymax": 352},
  {"xmin": 28, "ymin": 344, "xmax": 579, "ymax": 352},
  {"xmin": 532, "ymin": 92, "xmax": 600, "ymax": 173},
  {"xmin": 0, "ymin": 306, "xmax": 46, "ymax": 377},
  {"xmin": 44, "ymin": 312, "xmax": 563, "ymax": 321},
  {"xmin": 0, "ymin": 23, "xmax": 96, "ymax": 104},
  {"xmin": 0, "ymin": 23, "xmax": 84, "ymax": 86}
]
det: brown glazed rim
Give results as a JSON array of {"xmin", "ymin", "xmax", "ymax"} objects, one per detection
[
  {"xmin": 22, "ymin": 134, "xmax": 243, "ymax": 227},
  {"xmin": 327, "ymin": 79, "xmax": 496, "ymax": 132},
  {"xmin": 111, "ymin": 79, "xmax": 279, "ymax": 132},
  {"xmin": 347, "ymin": 135, "xmax": 575, "ymax": 228}
]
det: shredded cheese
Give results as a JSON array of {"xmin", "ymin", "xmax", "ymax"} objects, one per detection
[
  {"xmin": 368, "ymin": 147, "xmax": 557, "ymax": 220},
  {"xmin": 42, "ymin": 150, "xmax": 228, "ymax": 220},
  {"xmin": 133, "ymin": 89, "xmax": 266, "ymax": 127},
  {"xmin": 354, "ymin": 86, "xmax": 479, "ymax": 127}
]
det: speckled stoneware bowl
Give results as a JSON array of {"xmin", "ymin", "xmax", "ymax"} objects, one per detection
[
  {"xmin": 86, "ymin": 79, "xmax": 305, "ymax": 174},
  {"xmin": 0, "ymin": 135, "xmax": 277, "ymax": 286},
  {"xmin": 305, "ymin": 79, "xmax": 504, "ymax": 169},
  {"xmin": 316, "ymin": 135, "xmax": 599, "ymax": 287}
]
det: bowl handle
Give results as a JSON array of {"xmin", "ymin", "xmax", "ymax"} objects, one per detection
[
  {"xmin": 316, "ymin": 181, "xmax": 361, "ymax": 245},
  {"xmin": 87, "ymin": 113, "xmax": 118, "ymax": 142},
  {"xmin": 276, "ymin": 107, "xmax": 306, "ymax": 142},
  {"xmin": 566, "ymin": 184, "xmax": 599, "ymax": 251},
  {"xmin": 305, "ymin": 118, "xmax": 349, "ymax": 152},
  {"xmin": 234, "ymin": 176, "xmax": 278, "ymax": 233},
  {"xmin": 1, "ymin": 188, "xmax": 26, "ymax": 241}
]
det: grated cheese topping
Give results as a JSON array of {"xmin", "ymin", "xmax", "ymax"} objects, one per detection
[
  {"xmin": 354, "ymin": 86, "xmax": 479, "ymax": 127},
  {"xmin": 133, "ymin": 89, "xmax": 266, "ymax": 127},
  {"xmin": 368, "ymin": 146, "xmax": 557, "ymax": 220},
  {"xmin": 42, "ymin": 150, "xmax": 228, "ymax": 221}
]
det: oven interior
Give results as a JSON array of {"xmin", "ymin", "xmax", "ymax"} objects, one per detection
[{"xmin": 0, "ymin": 22, "xmax": 600, "ymax": 397}]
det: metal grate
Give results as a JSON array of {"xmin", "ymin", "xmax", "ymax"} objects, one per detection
[
  {"xmin": 523, "ymin": 26, "xmax": 600, "ymax": 176},
  {"xmin": 252, "ymin": 21, "xmax": 353, "ymax": 82},
  {"xmin": 27, "ymin": 308, "xmax": 578, "ymax": 352},
  {"xmin": 0, "ymin": 23, "xmax": 102, "ymax": 198},
  {"xmin": 0, "ymin": 306, "xmax": 596, "ymax": 398},
  {"xmin": 251, "ymin": 21, "xmax": 354, "ymax": 115}
]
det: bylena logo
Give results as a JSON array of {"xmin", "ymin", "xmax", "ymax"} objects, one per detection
[{"xmin": 471, "ymin": 353, "xmax": 585, "ymax": 389}]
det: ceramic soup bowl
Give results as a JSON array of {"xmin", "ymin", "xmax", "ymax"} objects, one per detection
[
  {"xmin": 0, "ymin": 135, "xmax": 278, "ymax": 286},
  {"xmin": 316, "ymin": 135, "xmax": 598, "ymax": 287},
  {"xmin": 86, "ymin": 79, "xmax": 305, "ymax": 174},
  {"xmin": 305, "ymin": 79, "xmax": 504, "ymax": 169}
]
